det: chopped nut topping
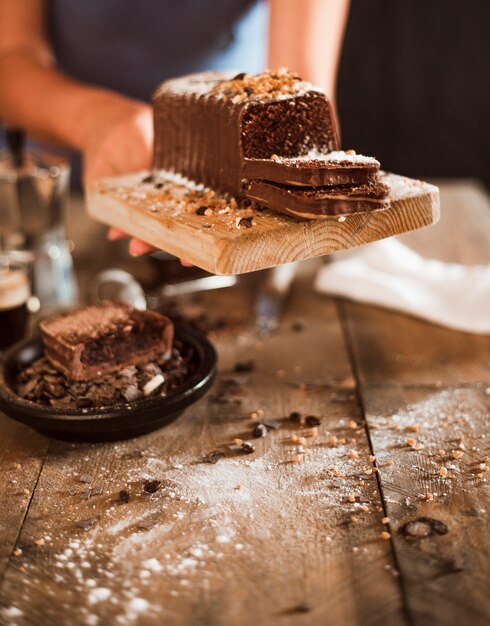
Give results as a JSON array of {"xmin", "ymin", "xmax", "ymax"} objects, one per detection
[
  {"xmin": 305, "ymin": 427, "xmax": 318, "ymax": 438},
  {"xmin": 439, "ymin": 467, "xmax": 448, "ymax": 478},
  {"xmin": 404, "ymin": 424, "xmax": 421, "ymax": 433},
  {"xmin": 381, "ymin": 517, "xmax": 390, "ymax": 525},
  {"xmin": 348, "ymin": 449, "xmax": 359, "ymax": 459},
  {"xmin": 380, "ymin": 531, "xmax": 391, "ymax": 540},
  {"xmin": 347, "ymin": 420, "xmax": 357, "ymax": 430},
  {"xmin": 348, "ymin": 493, "xmax": 356, "ymax": 503}
]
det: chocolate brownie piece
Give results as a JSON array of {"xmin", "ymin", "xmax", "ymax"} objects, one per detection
[
  {"xmin": 40, "ymin": 302, "xmax": 174, "ymax": 381},
  {"xmin": 245, "ymin": 179, "xmax": 390, "ymax": 218}
]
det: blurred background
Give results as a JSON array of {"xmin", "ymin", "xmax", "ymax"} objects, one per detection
[{"xmin": 337, "ymin": 0, "xmax": 490, "ymax": 186}]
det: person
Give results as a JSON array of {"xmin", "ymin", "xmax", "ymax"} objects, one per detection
[{"xmin": 0, "ymin": 0, "xmax": 350, "ymax": 255}]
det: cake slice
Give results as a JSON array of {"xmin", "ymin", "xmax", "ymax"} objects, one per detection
[
  {"xmin": 242, "ymin": 151, "xmax": 380, "ymax": 188},
  {"xmin": 246, "ymin": 179, "xmax": 390, "ymax": 218},
  {"xmin": 40, "ymin": 302, "xmax": 174, "ymax": 381}
]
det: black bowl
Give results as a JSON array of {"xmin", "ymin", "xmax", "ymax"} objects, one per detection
[{"xmin": 0, "ymin": 324, "xmax": 217, "ymax": 442}]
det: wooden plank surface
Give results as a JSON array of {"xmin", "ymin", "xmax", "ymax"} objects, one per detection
[
  {"xmin": 0, "ymin": 179, "xmax": 488, "ymax": 626},
  {"xmin": 340, "ymin": 180, "xmax": 490, "ymax": 387},
  {"xmin": 0, "ymin": 419, "xmax": 48, "ymax": 582},
  {"xmin": 86, "ymin": 172, "xmax": 440, "ymax": 275},
  {"xmin": 0, "ymin": 273, "xmax": 406, "ymax": 626},
  {"xmin": 362, "ymin": 385, "xmax": 490, "ymax": 626},
  {"xmin": 337, "ymin": 180, "xmax": 490, "ymax": 626}
]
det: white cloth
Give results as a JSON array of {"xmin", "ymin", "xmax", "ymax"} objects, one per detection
[{"xmin": 314, "ymin": 238, "xmax": 490, "ymax": 334}]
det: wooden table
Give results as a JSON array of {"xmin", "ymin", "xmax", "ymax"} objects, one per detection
[{"xmin": 0, "ymin": 180, "xmax": 489, "ymax": 626}]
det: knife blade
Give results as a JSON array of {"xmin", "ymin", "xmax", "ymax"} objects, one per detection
[{"xmin": 255, "ymin": 262, "xmax": 298, "ymax": 338}]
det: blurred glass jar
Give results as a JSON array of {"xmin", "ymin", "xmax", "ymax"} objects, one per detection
[
  {"xmin": 0, "ymin": 251, "xmax": 32, "ymax": 350},
  {"xmin": 0, "ymin": 129, "xmax": 78, "ymax": 312}
]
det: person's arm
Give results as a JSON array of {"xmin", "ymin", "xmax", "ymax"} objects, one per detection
[
  {"xmin": 0, "ymin": 0, "xmax": 152, "ymax": 183},
  {"xmin": 268, "ymin": 0, "xmax": 350, "ymax": 102}
]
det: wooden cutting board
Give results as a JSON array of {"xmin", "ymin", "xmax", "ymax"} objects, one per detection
[{"xmin": 86, "ymin": 172, "xmax": 440, "ymax": 275}]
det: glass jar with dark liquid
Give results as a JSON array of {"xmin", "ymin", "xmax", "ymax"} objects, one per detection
[{"xmin": 0, "ymin": 253, "xmax": 30, "ymax": 350}]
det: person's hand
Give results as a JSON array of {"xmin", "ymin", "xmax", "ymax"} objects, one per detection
[
  {"xmin": 107, "ymin": 227, "xmax": 157, "ymax": 256},
  {"xmin": 81, "ymin": 93, "xmax": 153, "ymax": 184},
  {"xmin": 80, "ymin": 92, "xmax": 159, "ymax": 255}
]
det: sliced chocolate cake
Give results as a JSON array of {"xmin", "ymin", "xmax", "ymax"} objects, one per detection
[
  {"xmin": 153, "ymin": 69, "xmax": 338, "ymax": 198},
  {"xmin": 246, "ymin": 179, "xmax": 390, "ymax": 219},
  {"xmin": 152, "ymin": 69, "xmax": 389, "ymax": 218},
  {"xmin": 243, "ymin": 150, "xmax": 381, "ymax": 188},
  {"xmin": 40, "ymin": 302, "xmax": 174, "ymax": 381}
]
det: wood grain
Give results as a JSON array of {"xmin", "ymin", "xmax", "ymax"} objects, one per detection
[
  {"xmin": 0, "ymin": 273, "xmax": 405, "ymax": 626},
  {"xmin": 0, "ymin": 180, "xmax": 487, "ymax": 626},
  {"xmin": 86, "ymin": 172, "xmax": 440, "ymax": 275},
  {"xmin": 0, "ymin": 415, "xmax": 48, "ymax": 581},
  {"xmin": 336, "ymin": 181, "xmax": 490, "ymax": 626},
  {"xmin": 362, "ymin": 385, "xmax": 490, "ymax": 626}
]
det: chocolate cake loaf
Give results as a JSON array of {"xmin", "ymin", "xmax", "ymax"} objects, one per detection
[
  {"xmin": 153, "ymin": 69, "xmax": 339, "ymax": 198},
  {"xmin": 40, "ymin": 302, "xmax": 174, "ymax": 381},
  {"xmin": 152, "ymin": 69, "xmax": 389, "ymax": 218}
]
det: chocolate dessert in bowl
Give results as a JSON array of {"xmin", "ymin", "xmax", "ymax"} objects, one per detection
[{"xmin": 0, "ymin": 302, "xmax": 216, "ymax": 442}]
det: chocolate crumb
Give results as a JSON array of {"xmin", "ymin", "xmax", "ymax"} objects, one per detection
[
  {"xmin": 143, "ymin": 480, "xmax": 161, "ymax": 494},
  {"xmin": 155, "ymin": 182, "xmax": 164, "ymax": 189},
  {"xmin": 232, "ymin": 72, "xmax": 247, "ymax": 81},
  {"xmin": 142, "ymin": 175, "xmax": 154, "ymax": 184},
  {"xmin": 241, "ymin": 442, "xmax": 255, "ymax": 454},
  {"xmin": 79, "ymin": 487, "xmax": 102, "ymax": 500},
  {"xmin": 305, "ymin": 415, "xmax": 321, "ymax": 427},
  {"xmin": 291, "ymin": 321, "xmax": 305, "ymax": 332},
  {"xmin": 202, "ymin": 450, "xmax": 225, "ymax": 464},
  {"xmin": 118, "ymin": 489, "xmax": 130, "ymax": 504},
  {"xmin": 289, "ymin": 411, "xmax": 302, "ymax": 422},
  {"xmin": 400, "ymin": 517, "xmax": 448, "ymax": 539},
  {"xmin": 253, "ymin": 424, "xmax": 268, "ymax": 438},
  {"xmin": 196, "ymin": 206, "xmax": 208, "ymax": 215},
  {"xmin": 292, "ymin": 604, "xmax": 311, "ymax": 614},
  {"xmin": 75, "ymin": 517, "xmax": 99, "ymax": 530},
  {"xmin": 237, "ymin": 217, "xmax": 254, "ymax": 229},
  {"xmin": 233, "ymin": 360, "xmax": 255, "ymax": 373}
]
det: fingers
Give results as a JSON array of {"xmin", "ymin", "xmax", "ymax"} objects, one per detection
[
  {"xmin": 107, "ymin": 227, "xmax": 127, "ymax": 241},
  {"xmin": 129, "ymin": 238, "xmax": 157, "ymax": 256},
  {"xmin": 107, "ymin": 228, "xmax": 192, "ymax": 265}
]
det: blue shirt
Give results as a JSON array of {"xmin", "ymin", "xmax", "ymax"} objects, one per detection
[{"xmin": 48, "ymin": 0, "xmax": 267, "ymax": 101}]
